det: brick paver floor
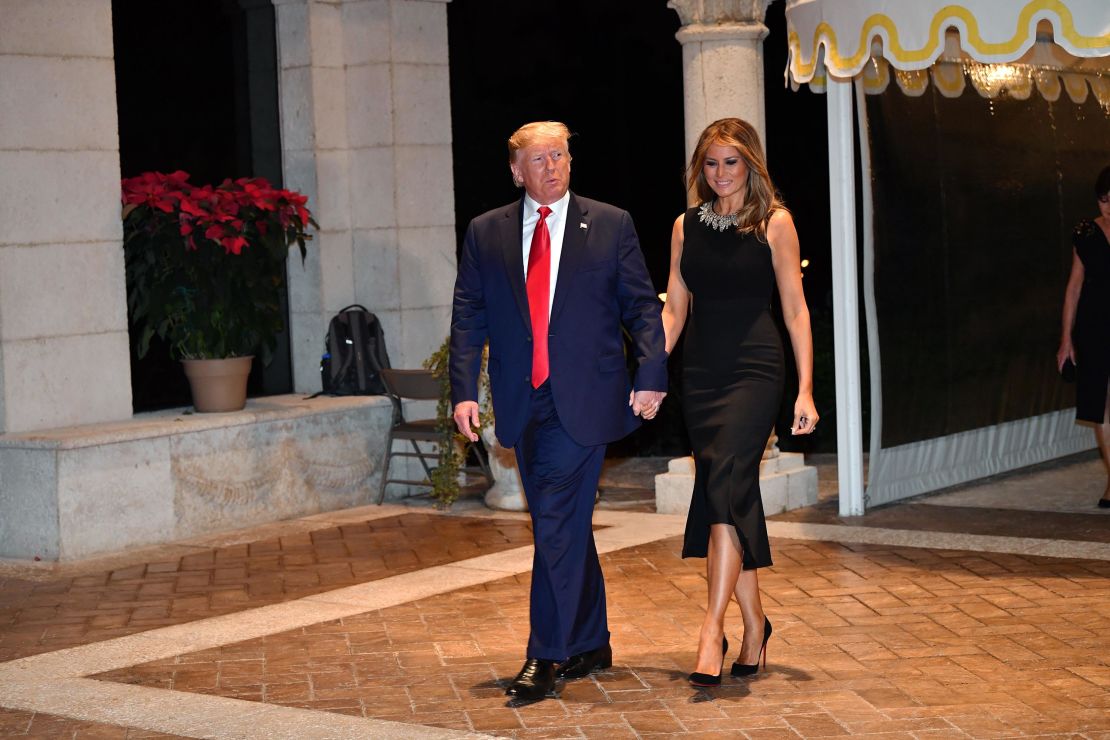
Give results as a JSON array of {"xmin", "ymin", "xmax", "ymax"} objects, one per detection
[
  {"xmin": 1, "ymin": 453, "xmax": 1108, "ymax": 738},
  {"xmin": 0, "ymin": 513, "xmax": 533, "ymax": 663},
  {"xmin": 0, "ymin": 710, "xmax": 185, "ymax": 739},
  {"xmin": 91, "ymin": 537, "xmax": 1110, "ymax": 738}
]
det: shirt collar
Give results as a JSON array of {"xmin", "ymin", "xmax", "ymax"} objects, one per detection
[{"xmin": 524, "ymin": 189, "xmax": 570, "ymax": 221}]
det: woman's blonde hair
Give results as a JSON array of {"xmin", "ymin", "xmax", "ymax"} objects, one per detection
[{"xmin": 686, "ymin": 118, "xmax": 784, "ymax": 240}]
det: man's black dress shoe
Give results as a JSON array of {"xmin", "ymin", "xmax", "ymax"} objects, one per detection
[
  {"xmin": 505, "ymin": 658, "xmax": 556, "ymax": 701},
  {"xmin": 556, "ymin": 643, "xmax": 613, "ymax": 680}
]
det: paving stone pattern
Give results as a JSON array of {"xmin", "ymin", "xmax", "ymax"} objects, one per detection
[
  {"xmin": 0, "ymin": 708, "xmax": 185, "ymax": 739},
  {"xmin": 3, "ymin": 451, "xmax": 1110, "ymax": 739},
  {"xmin": 0, "ymin": 513, "xmax": 534, "ymax": 663},
  {"xmin": 92, "ymin": 535, "xmax": 1110, "ymax": 739}
]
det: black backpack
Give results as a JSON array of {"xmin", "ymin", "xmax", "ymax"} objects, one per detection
[{"xmin": 318, "ymin": 305, "xmax": 391, "ymax": 395}]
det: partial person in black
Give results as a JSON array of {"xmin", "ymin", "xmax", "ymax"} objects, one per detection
[
  {"xmin": 655, "ymin": 118, "xmax": 818, "ymax": 687},
  {"xmin": 1057, "ymin": 164, "xmax": 1110, "ymax": 509}
]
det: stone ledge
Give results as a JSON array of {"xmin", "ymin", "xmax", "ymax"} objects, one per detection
[
  {"xmin": 0, "ymin": 393, "xmax": 391, "ymax": 449},
  {"xmin": 0, "ymin": 394, "xmax": 394, "ymax": 561}
]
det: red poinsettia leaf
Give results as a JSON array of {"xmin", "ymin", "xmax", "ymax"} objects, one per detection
[
  {"xmin": 220, "ymin": 235, "xmax": 249, "ymax": 255},
  {"xmin": 179, "ymin": 198, "xmax": 206, "ymax": 217}
]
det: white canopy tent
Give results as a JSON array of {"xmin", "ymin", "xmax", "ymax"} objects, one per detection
[{"xmin": 783, "ymin": 0, "xmax": 1110, "ymax": 515}]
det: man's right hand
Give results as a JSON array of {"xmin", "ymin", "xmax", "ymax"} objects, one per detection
[{"xmin": 453, "ymin": 401, "xmax": 481, "ymax": 441}]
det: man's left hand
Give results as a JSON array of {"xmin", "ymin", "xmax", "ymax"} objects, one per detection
[{"xmin": 630, "ymin": 390, "xmax": 667, "ymax": 420}]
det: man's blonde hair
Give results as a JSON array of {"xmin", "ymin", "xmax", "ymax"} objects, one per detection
[{"xmin": 507, "ymin": 121, "xmax": 572, "ymax": 164}]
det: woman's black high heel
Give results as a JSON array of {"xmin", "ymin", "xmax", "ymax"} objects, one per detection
[
  {"xmin": 731, "ymin": 617, "xmax": 772, "ymax": 677},
  {"xmin": 688, "ymin": 636, "xmax": 728, "ymax": 687}
]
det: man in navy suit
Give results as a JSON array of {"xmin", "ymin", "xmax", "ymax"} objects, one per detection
[{"xmin": 450, "ymin": 121, "xmax": 667, "ymax": 701}]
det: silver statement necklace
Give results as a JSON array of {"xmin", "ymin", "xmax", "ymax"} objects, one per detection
[{"xmin": 697, "ymin": 201, "xmax": 739, "ymax": 232}]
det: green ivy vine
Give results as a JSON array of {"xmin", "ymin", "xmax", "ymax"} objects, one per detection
[{"xmin": 422, "ymin": 338, "xmax": 493, "ymax": 507}]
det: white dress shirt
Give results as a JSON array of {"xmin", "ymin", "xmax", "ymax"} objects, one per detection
[{"xmin": 522, "ymin": 189, "xmax": 570, "ymax": 313}]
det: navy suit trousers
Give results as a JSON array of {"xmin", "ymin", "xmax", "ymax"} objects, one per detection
[{"xmin": 515, "ymin": 382, "xmax": 609, "ymax": 661}]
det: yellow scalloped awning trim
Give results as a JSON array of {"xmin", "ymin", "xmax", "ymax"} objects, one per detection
[{"xmin": 788, "ymin": 0, "xmax": 1110, "ymax": 81}]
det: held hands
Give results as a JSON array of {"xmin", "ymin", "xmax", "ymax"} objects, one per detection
[
  {"xmin": 630, "ymin": 390, "xmax": 667, "ymax": 420},
  {"xmin": 790, "ymin": 393, "xmax": 819, "ymax": 435},
  {"xmin": 453, "ymin": 400, "xmax": 481, "ymax": 442}
]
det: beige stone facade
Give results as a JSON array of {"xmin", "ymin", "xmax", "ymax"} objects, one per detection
[{"xmin": 0, "ymin": 0, "xmax": 457, "ymax": 559}]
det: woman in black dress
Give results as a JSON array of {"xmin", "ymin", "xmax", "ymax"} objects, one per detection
[
  {"xmin": 656, "ymin": 118, "xmax": 817, "ymax": 685},
  {"xmin": 1057, "ymin": 165, "xmax": 1110, "ymax": 509}
]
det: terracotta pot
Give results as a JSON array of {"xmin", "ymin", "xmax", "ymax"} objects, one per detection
[{"xmin": 181, "ymin": 356, "xmax": 253, "ymax": 412}]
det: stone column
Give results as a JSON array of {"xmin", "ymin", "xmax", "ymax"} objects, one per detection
[
  {"xmin": 274, "ymin": 0, "xmax": 455, "ymax": 391},
  {"xmin": 669, "ymin": 0, "xmax": 773, "ymax": 169},
  {"xmin": 0, "ymin": 0, "xmax": 133, "ymax": 433}
]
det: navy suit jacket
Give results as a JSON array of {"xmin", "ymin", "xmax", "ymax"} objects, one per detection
[{"xmin": 450, "ymin": 193, "xmax": 668, "ymax": 448}]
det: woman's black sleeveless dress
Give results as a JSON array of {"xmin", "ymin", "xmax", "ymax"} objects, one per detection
[
  {"xmin": 1073, "ymin": 220, "xmax": 1110, "ymax": 423},
  {"xmin": 680, "ymin": 206, "xmax": 783, "ymax": 569}
]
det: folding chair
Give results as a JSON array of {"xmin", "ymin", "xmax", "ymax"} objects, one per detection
[{"xmin": 376, "ymin": 368, "xmax": 492, "ymax": 504}]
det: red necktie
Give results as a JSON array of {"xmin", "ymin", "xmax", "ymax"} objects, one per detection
[{"xmin": 526, "ymin": 206, "xmax": 552, "ymax": 388}]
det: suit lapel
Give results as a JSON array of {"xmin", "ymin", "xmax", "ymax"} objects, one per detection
[
  {"xmin": 498, "ymin": 197, "xmax": 530, "ymax": 326},
  {"xmin": 550, "ymin": 193, "xmax": 588, "ymax": 327}
]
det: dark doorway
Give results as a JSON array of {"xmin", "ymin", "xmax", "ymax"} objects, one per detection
[{"xmin": 113, "ymin": 0, "xmax": 288, "ymax": 412}]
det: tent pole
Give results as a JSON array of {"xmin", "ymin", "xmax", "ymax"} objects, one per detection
[
  {"xmin": 855, "ymin": 77, "xmax": 881, "ymax": 502},
  {"xmin": 826, "ymin": 76, "xmax": 865, "ymax": 516}
]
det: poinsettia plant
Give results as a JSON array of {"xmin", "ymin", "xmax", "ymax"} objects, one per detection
[{"xmin": 121, "ymin": 171, "xmax": 316, "ymax": 362}]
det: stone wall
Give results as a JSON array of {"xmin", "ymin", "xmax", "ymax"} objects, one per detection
[
  {"xmin": 0, "ymin": 1, "xmax": 458, "ymax": 427},
  {"xmin": 275, "ymin": 0, "xmax": 456, "ymax": 390},
  {"xmin": 0, "ymin": 0, "xmax": 133, "ymax": 433},
  {"xmin": 0, "ymin": 0, "xmax": 457, "ymax": 559},
  {"xmin": 0, "ymin": 395, "xmax": 393, "ymax": 561}
]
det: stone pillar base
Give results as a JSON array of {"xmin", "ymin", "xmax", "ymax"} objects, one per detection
[
  {"xmin": 480, "ymin": 427, "xmax": 527, "ymax": 511},
  {"xmin": 655, "ymin": 452, "xmax": 818, "ymax": 516},
  {"xmin": 0, "ymin": 395, "xmax": 393, "ymax": 561}
]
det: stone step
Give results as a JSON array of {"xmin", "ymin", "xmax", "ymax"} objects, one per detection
[
  {"xmin": 667, "ymin": 452, "xmax": 806, "ymax": 477},
  {"xmin": 655, "ymin": 454, "xmax": 818, "ymax": 517}
]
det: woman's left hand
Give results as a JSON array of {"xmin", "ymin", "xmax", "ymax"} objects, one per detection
[{"xmin": 791, "ymin": 393, "xmax": 819, "ymax": 435}]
